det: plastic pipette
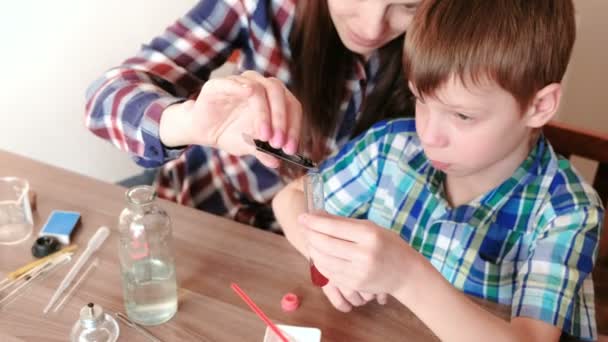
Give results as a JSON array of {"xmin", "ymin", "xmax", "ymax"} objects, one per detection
[
  {"xmin": 43, "ymin": 226, "xmax": 110, "ymax": 314},
  {"xmin": 52, "ymin": 257, "xmax": 99, "ymax": 313}
]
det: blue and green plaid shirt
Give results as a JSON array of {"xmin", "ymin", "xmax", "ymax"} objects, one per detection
[{"xmin": 319, "ymin": 118, "xmax": 604, "ymax": 340}]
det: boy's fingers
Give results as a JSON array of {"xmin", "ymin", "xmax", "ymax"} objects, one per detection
[
  {"xmin": 323, "ymin": 285, "xmax": 353, "ymax": 312},
  {"xmin": 299, "ymin": 213, "xmax": 362, "ymax": 242},
  {"xmin": 340, "ymin": 288, "xmax": 366, "ymax": 307},
  {"xmin": 306, "ymin": 229, "xmax": 360, "ymax": 262},
  {"xmin": 377, "ymin": 293, "xmax": 388, "ymax": 305},
  {"xmin": 360, "ymin": 291, "xmax": 375, "ymax": 303}
]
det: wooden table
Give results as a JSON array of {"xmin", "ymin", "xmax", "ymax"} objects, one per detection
[{"xmin": 0, "ymin": 150, "xmax": 511, "ymax": 341}]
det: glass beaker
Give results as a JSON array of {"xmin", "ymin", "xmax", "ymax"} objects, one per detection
[
  {"xmin": 0, "ymin": 177, "xmax": 33, "ymax": 245},
  {"xmin": 118, "ymin": 185, "xmax": 178, "ymax": 326}
]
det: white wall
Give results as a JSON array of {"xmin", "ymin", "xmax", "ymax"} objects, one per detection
[
  {"xmin": 0, "ymin": 1, "xmax": 199, "ymax": 182},
  {"xmin": 558, "ymin": 0, "xmax": 608, "ymax": 133}
]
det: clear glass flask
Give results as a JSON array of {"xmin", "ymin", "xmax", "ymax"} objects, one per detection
[
  {"xmin": 118, "ymin": 185, "xmax": 178, "ymax": 326},
  {"xmin": 70, "ymin": 302, "xmax": 119, "ymax": 342}
]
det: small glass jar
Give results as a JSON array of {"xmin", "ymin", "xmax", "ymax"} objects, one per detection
[
  {"xmin": 118, "ymin": 185, "xmax": 178, "ymax": 326},
  {"xmin": 70, "ymin": 303, "xmax": 119, "ymax": 342}
]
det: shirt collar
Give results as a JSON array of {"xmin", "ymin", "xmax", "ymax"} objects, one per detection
[{"xmin": 422, "ymin": 135, "xmax": 549, "ymax": 224}]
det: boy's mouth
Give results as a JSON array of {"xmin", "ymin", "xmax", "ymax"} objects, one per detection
[{"xmin": 430, "ymin": 160, "xmax": 451, "ymax": 170}]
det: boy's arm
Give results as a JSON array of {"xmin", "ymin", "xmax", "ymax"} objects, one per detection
[
  {"xmin": 393, "ymin": 203, "xmax": 602, "ymax": 342},
  {"xmin": 393, "ymin": 257, "xmax": 561, "ymax": 342},
  {"xmin": 272, "ymin": 176, "xmax": 310, "ymax": 257}
]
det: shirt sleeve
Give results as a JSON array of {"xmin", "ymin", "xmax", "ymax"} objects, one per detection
[
  {"xmin": 84, "ymin": 0, "xmax": 248, "ymax": 167},
  {"xmin": 319, "ymin": 120, "xmax": 391, "ymax": 219},
  {"xmin": 512, "ymin": 205, "xmax": 603, "ymax": 340}
]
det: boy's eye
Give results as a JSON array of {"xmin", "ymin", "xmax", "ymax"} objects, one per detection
[{"xmin": 455, "ymin": 113, "xmax": 472, "ymax": 121}]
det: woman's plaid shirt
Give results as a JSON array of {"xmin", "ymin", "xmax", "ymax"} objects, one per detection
[
  {"xmin": 320, "ymin": 118, "xmax": 604, "ymax": 340},
  {"xmin": 85, "ymin": 0, "xmax": 378, "ymax": 230}
]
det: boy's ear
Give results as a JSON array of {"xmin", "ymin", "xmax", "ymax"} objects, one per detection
[{"xmin": 524, "ymin": 83, "xmax": 562, "ymax": 128}]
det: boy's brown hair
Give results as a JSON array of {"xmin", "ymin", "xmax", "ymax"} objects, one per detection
[{"xmin": 404, "ymin": 0, "xmax": 576, "ymax": 112}]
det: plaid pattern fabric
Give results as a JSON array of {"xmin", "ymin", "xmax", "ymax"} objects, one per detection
[
  {"xmin": 84, "ymin": 0, "xmax": 379, "ymax": 230},
  {"xmin": 320, "ymin": 118, "xmax": 604, "ymax": 340}
]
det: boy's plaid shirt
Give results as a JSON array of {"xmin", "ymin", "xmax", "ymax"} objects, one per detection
[
  {"xmin": 84, "ymin": 0, "xmax": 378, "ymax": 230},
  {"xmin": 320, "ymin": 118, "xmax": 604, "ymax": 340}
]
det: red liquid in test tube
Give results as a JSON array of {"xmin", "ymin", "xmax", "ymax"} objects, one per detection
[
  {"xmin": 304, "ymin": 171, "xmax": 329, "ymax": 287},
  {"xmin": 309, "ymin": 260, "xmax": 329, "ymax": 287}
]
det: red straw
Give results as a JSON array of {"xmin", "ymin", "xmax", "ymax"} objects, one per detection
[{"xmin": 230, "ymin": 283, "xmax": 289, "ymax": 342}]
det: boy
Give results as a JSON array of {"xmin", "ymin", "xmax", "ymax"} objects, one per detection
[{"xmin": 273, "ymin": 0, "xmax": 603, "ymax": 341}]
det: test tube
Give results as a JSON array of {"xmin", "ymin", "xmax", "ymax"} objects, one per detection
[{"xmin": 303, "ymin": 170, "xmax": 329, "ymax": 287}]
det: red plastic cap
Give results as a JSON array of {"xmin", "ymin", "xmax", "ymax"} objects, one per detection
[{"xmin": 281, "ymin": 293, "xmax": 300, "ymax": 312}]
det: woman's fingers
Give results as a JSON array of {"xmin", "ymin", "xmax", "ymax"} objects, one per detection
[
  {"xmin": 197, "ymin": 71, "xmax": 303, "ymax": 166},
  {"xmin": 228, "ymin": 73, "xmax": 273, "ymax": 141},
  {"xmin": 283, "ymin": 89, "xmax": 302, "ymax": 155},
  {"xmin": 253, "ymin": 151, "xmax": 280, "ymax": 169},
  {"xmin": 241, "ymin": 71, "xmax": 289, "ymax": 146},
  {"xmin": 202, "ymin": 77, "xmax": 253, "ymax": 97}
]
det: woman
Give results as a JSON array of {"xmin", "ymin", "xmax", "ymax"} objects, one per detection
[{"xmin": 85, "ymin": 0, "xmax": 420, "ymax": 231}]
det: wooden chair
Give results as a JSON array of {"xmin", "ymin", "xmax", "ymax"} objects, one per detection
[{"xmin": 543, "ymin": 120, "xmax": 608, "ymax": 337}]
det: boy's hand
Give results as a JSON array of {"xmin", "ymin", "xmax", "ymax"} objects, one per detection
[
  {"xmin": 299, "ymin": 212, "xmax": 418, "ymax": 296},
  {"xmin": 322, "ymin": 282, "xmax": 388, "ymax": 312}
]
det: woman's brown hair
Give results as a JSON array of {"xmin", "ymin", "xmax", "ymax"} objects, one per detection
[{"xmin": 289, "ymin": 0, "xmax": 414, "ymax": 162}]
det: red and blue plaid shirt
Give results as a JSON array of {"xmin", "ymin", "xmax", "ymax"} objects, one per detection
[{"xmin": 85, "ymin": 0, "xmax": 379, "ymax": 231}]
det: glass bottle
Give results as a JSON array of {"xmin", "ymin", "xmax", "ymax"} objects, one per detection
[
  {"xmin": 118, "ymin": 185, "xmax": 178, "ymax": 326},
  {"xmin": 70, "ymin": 302, "xmax": 119, "ymax": 342},
  {"xmin": 304, "ymin": 170, "xmax": 329, "ymax": 287}
]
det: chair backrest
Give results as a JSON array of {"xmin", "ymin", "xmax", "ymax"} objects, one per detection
[
  {"xmin": 544, "ymin": 121, "xmax": 608, "ymax": 337},
  {"xmin": 543, "ymin": 120, "xmax": 608, "ymax": 259}
]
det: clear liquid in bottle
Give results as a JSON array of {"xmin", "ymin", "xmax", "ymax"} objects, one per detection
[{"xmin": 118, "ymin": 186, "xmax": 178, "ymax": 326}]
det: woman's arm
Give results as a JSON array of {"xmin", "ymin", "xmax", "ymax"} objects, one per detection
[{"xmin": 84, "ymin": 1, "xmax": 248, "ymax": 167}]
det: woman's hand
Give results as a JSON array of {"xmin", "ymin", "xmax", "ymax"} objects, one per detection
[
  {"xmin": 160, "ymin": 70, "xmax": 302, "ymax": 168},
  {"xmin": 322, "ymin": 282, "xmax": 388, "ymax": 312},
  {"xmin": 299, "ymin": 212, "xmax": 417, "ymax": 296}
]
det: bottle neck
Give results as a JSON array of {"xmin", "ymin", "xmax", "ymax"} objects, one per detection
[{"xmin": 125, "ymin": 185, "xmax": 156, "ymax": 211}]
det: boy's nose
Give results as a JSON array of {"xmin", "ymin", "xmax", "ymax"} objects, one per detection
[{"xmin": 418, "ymin": 115, "xmax": 448, "ymax": 148}]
